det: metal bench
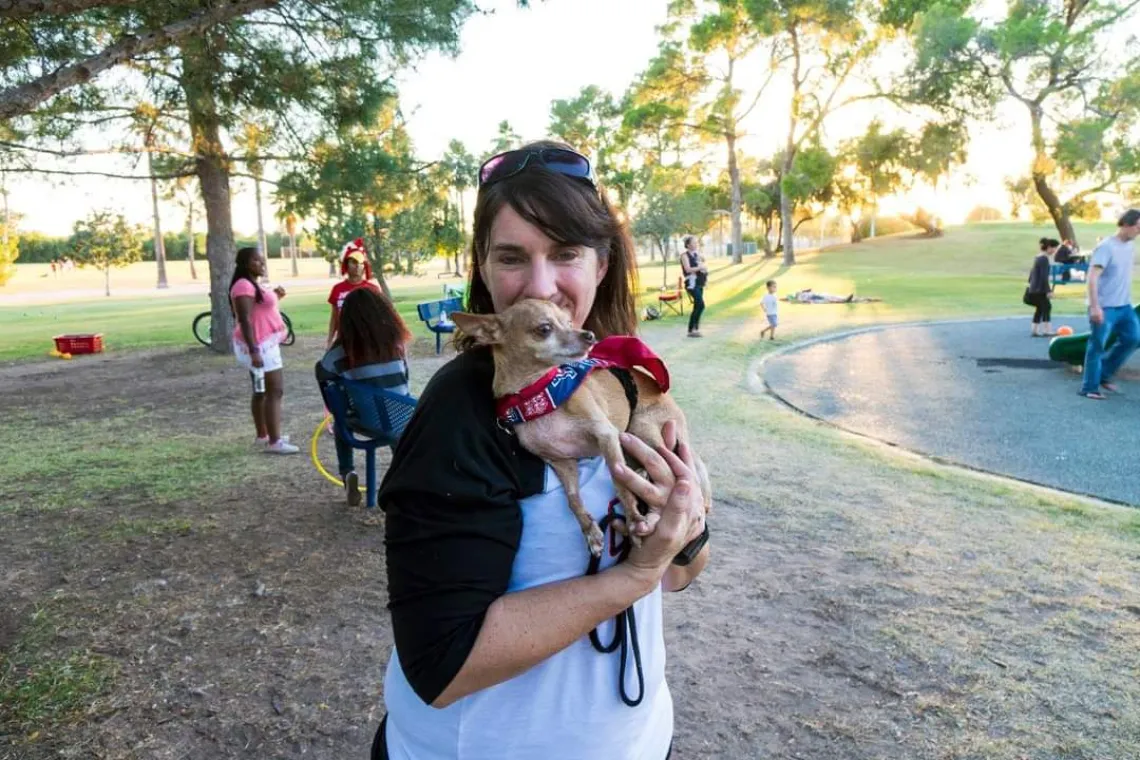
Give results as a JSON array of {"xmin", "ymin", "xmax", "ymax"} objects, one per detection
[
  {"xmin": 1050, "ymin": 261, "xmax": 1089, "ymax": 287},
  {"xmin": 416, "ymin": 296, "xmax": 462, "ymax": 354}
]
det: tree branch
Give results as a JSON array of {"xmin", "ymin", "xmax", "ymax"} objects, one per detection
[
  {"xmin": 0, "ymin": 0, "xmax": 279, "ymax": 122},
  {"xmin": 2, "ymin": 166, "xmax": 195, "ymax": 180},
  {"xmin": 0, "ymin": 0, "xmax": 133, "ymax": 21}
]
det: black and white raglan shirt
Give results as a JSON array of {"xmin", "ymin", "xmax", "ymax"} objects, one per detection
[{"xmin": 377, "ymin": 347, "xmax": 673, "ymax": 760}]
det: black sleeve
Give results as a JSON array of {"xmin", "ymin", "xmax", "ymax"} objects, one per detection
[{"xmin": 379, "ymin": 348, "xmax": 544, "ymax": 705}]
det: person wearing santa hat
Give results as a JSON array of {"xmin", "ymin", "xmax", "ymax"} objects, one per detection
[{"xmin": 327, "ymin": 238, "xmax": 381, "ymax": 348}]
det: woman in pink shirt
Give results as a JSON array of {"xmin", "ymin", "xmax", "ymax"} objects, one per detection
[{"xmin": 230, "ymin": 247, "xmax": 298, "ymax": 454}]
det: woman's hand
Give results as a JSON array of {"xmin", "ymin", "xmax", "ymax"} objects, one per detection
[
  {"xmin": 274, "ymin": 285, "xmax": 287, "ymax": 299},
  {"xmin": 611, "ymin": 423, "xmax": 706, "ymax": 587},
  {"xmin": 251, "ymin": 351, "xmax": 265, "ymax": 369}
]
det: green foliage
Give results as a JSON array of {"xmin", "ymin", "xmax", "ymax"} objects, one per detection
[
  {"xmin": 548, "ymin": 86, "xmax": 631, "ymax": 205},
  {"xmin": 484, "ymin": 120, "xmax": 522, "ymax": 160},
  {"xmin": 68, "ymin": 211, "xmax": 143, "ymax": 273},
  {"xmin": 632, "ymin": 170, "xmax": 712, "ymax": 252},
  {"xmin": 0, "ymin": 236, "xmax": 16, "ymax": 286},
  {"xmin": 965, "ymin": 205, "xmax": 1004, "ymax": 223},
  {"xmin": 855, "ymin": 215, "xmax": 918, "ymax": 238},
  {"xmin": 1004, "ymin": 177, "xmax": 1033, "ymax": 218},
  {"xmin": 902, "ymin": 0, "xmax": 1140, "ymax": 238},
  {"xmin": 781, "ymin": 144, "xmax": 838, "ymax": 212}
]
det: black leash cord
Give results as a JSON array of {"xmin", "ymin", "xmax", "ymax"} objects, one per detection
[{"xmin": 585, "ymin": 511, "xmax": 644, "ymax": 707}]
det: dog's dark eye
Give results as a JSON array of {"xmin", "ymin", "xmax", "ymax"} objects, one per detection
[{"xmin": 535, "ymin": 323, "xmax": 553, "ymax": 338}]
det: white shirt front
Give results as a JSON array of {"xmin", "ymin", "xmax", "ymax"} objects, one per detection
[
  {"xmin": 761, "ymin": 293, "xmax": 779, "ymax": 315},
  {"xmin": 383, "ymin": 456, "xmax": 673, "ymax": 760}
]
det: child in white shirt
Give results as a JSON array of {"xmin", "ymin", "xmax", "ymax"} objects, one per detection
[{"xmin": 760, "ymin": 279, "xmax": 779, "ymax": 340}]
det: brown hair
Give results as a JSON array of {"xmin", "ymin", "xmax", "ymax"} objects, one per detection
[
  {"xmin": 338, "ymin": 287, "xmax": 411, "ymax": 368},
  {"xmin": 457, "ymin": 140, "xmax": 639, "ymax": 352}
]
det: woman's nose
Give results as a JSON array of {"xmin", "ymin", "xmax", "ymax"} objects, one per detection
[{"xmin": 520, "ymin": 257, "xmax": 558, "ymax": 300}]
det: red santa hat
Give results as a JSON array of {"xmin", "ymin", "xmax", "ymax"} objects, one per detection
[{"xmin": 340, "ymin": 237, "xmax": 372, "ymax": 278}]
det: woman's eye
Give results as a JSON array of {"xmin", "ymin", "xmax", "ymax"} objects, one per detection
[{"xmin": 555, "ymin": 248, "xmax": 581, "ymax": 261}]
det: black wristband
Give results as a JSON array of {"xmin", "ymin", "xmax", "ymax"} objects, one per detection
[{"xmin": 672, "ymin": 523, "xmax": 709, "ymax": 566}]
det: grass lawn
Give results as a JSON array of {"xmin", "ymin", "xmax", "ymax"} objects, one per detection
[{"xmin": 2, "ymin": 221, "xmax": 1139, "ymax": 759}]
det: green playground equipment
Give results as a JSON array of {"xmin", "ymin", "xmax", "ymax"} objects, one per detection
[{"xmin": 1048, "ymin": 304, "xmax": 1140, "ymax": 365}]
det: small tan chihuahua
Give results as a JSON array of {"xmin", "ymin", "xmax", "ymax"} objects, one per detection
[{"xmin": 453, "ymin": 299, "xmax": 711, "ymax": 556}]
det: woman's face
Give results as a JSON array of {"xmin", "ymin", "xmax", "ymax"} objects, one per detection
[
  {"xmin": 250, "ymin": 253, "xmax": 266, "ymax": 277},
  {"xmin": 346, "ymin": 258, "xmax": 364, "ymax": 279},
  {"xmin": 481, "ymin": 204, "xmax": 608, "ymax": 329}
]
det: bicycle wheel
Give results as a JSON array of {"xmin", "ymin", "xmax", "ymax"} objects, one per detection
[
  {"xmin": 281, "ymin": 313, "xmax": 296, "ymax": 346},
  {"xmin": 192, "ymin": 312, "xmax": 212, "ymax": 346}
]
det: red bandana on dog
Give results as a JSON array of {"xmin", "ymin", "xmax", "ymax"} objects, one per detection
[{"xmin": 495, "ymin": 336, "xmax": 670, "ymax": 426}]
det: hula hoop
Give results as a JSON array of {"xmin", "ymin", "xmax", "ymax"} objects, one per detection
[{"xmin": 311, "ymin": 414, "xmax": 345, "ymax": 488}]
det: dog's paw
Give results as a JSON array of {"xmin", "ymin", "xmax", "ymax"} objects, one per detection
[{"xmin": 587, "ymin": 523, "xmax": 605, "ymax": 557}]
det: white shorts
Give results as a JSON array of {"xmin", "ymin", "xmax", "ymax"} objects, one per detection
[{"xmin": 234, "ymin": 336, "xmax": 284, "ymax": 373}]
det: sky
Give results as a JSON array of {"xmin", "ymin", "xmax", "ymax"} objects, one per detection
[{"xmin": 6, "ymin": 0, "xmax": 1057, "ymax": 237}]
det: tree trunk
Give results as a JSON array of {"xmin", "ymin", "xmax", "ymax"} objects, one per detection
[
  {"xmin": 457, "ymin": 191, "xmax": 466, "ymax": 276},
  {"xmin": 289, "ymin": 229, "xmax": 298, "ymax": 277},
  {"xmin": 181, "ymin": 37, "xmax": 235, "ymax": 354},
  {"xmin": 781, "ymin": 26, "xmax": 802, "ymax": 267},
  {"xmin": 328, "ymin": 257, "xmax": 337, "ymax": 277},
  {"xmin": 104, "ymin": 265, "xmax": 110, "ymax": 297},
  {"xmin": 148, "ymin": 149, "xmax": 169, "ymax": 289},
  {"xmin": 186, "ymin": 197, "xmax": 198, "ymax": 279},
  {"xmin": 1, "ymin": 186, "xmax": 9, "ymax": 244},
  {"xmin": 727, "ymin": 131, "xmax": 744, "ymax": 265},
  {"xmin": 849, "ymin": 217, "xmax": 863, "ymax": 243},
  {"xmin": 253, "ymin": 175, "xmax": 268, "ymax": 258},
  {"xmin": 779, "ymin": 156, "xmax": 795, "ymax": 266},
  {"xmin": 1027, "ymin": 104, "xmax": 1076, "ymax": 243},
  {"xmin": 370, "ymin": 216, "xmax": 392, "ymax": 299}
]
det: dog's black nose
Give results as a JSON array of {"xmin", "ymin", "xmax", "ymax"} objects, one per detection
[{"xmin": 582, "ymin": 330, "xmax": 596, "ymax": 344}]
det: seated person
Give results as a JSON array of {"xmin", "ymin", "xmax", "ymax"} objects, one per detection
[
  {"xmin": 316, "ymin": 287, "xmax": 412, "ymax": 506},
  {"xmin": 1047, "ymin": 237, "xmax": 1086, "ymax": 282}
]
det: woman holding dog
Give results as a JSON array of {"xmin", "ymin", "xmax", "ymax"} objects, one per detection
[
  {"xmin": 373, "ymin": 142, "xmax": 709, "ymax": 759},
  {"xmin": 680, "ymin": 235, "xmax": 708, "ymax": 337}
]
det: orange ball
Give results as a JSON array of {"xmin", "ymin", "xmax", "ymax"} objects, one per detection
[{"xmin": 1057, "ymin": 325, "xmax": 1074, "ymax": 336}]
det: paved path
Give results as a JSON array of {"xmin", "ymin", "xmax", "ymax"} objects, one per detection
[{"xmin": 763, "ymin": 317, "xmax": 1140, "ymax": 506}]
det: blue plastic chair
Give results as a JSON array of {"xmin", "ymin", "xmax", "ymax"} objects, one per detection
[
  {"xmin": 417, "ymin": 296, "xmax": 463, "ymax": 354},
  {"xmin": 319, "ymin": 378, "xmax": 418, "ymax": 508}
]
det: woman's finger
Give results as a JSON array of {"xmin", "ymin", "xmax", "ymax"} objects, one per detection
[
  {"xmin": 662, "ymin": 419, "xmax": 678, "ymax": 452},
  {"xmin": 619, "ymin": 432, "xmax": 673, "ymax": 487},
  {"xmin": 656, "ymin": 440, "xmax": 696, "ymax": 484},
  {"xmin": 611, "ymin": 462, "xmax": 666, "ymax": 507},
  {"xmin": 631, "ymin": 509, "xmax": 660, "ymax": 536}
]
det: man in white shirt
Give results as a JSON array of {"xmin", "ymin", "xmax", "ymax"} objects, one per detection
[{"xmin": 1080, "ymin": 209, "xmax": 1140, "ymax": 399}]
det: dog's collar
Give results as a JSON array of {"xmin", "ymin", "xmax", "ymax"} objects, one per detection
[{"xmin": 495, "ymin": 336, "xmax": 670, "ymax": 426}]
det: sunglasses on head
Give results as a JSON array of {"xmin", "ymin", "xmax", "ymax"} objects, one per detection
[{"xmin": 478, "ymin": 148, "xmax": 595, "ymax": 189}]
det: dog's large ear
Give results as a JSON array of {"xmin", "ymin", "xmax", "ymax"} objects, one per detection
[{"xmin": 451, "ymin": 312, "xmax": 502, "ymax": 345}]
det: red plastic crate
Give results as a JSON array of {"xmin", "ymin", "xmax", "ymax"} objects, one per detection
[{"xmin": 53, "ymin": 334, "xmax": 104, "ymax": 355}]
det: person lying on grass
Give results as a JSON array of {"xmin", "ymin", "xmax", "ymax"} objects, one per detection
[{"xmin": 787, "ymin": 289, "xmax": 881, "ymax": 304}]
